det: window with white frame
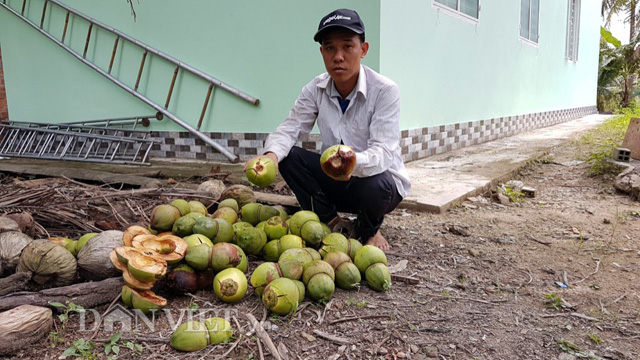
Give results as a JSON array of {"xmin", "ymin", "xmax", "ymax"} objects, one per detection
[
  {"xmin": 520, "ymin": 0, "xmax": 540, "ymax": 43},
  {"xmin": 566, "ymin": 0, "xmax": 581, "ymax": 61},
  {"xmin": 434, "ymin": 0, "xmax": 480, "ymax": 19}
]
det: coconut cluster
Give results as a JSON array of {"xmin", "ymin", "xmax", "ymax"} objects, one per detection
[
  {"xmin": 2, "ymin": 213, "xmax": 125, "ymax": 287},
  {"xmin": 8, "ymin": 183, "xmax": 393, "ymax": 353}
]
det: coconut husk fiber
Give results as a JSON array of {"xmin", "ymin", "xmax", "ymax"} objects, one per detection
[
  {"xmin": 0, "ymin": 231, "xmax": 33, "ymax": 276},
  {"xmin": 17, "ymin": 240, "xmax": 77, "ymax": 287},
  {"xmin": 0, "ymin": 305, "xmax": 53, "ymax": 355},
  {"xmin": 0, "ymin": 216, "xmax": 21, "ymax": 233},
  {"xmin": 76, "ymin": 230, "xmax": 124, "ymax": 281}
]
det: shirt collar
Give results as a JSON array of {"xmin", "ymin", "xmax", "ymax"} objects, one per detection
[{"xmin": 317, "ymin": 65, "xmax": 368, "ymax": 100}]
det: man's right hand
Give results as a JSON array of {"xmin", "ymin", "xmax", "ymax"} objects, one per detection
[{"xmin": 243, "ymin": 152, "xmax": 279, "ymax": 173}]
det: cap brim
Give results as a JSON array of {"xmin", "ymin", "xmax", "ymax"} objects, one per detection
[{"xmin": 313, "ymin": 24, "xmax": 364, "ymax": 42}]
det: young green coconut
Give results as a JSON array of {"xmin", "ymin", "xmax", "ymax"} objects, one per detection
[
  {"xmin": 250, "ymin": 261, "xmax": 303, "ymax": 296},
  {"xmin": 170, "ymin": 318, "xmax": 234, "ymax": 352},
  {"xmin": 235, "ymin": 226, "xmax": 267, "ymax": 255},
  {"xmin": 240, "ymin": 203, "xmax": 280, "ymax": 226},
  {"xmin": 300, "ymin": 220, "xmax": 330, "ymax": 248},
  {"xmin": 261, "ymin": 277, "xmax": 299, "ymax": 315},
  {"xmin": 323, "ymin": 251, "xmax": 361, "ymax": 290},
  {"xmin": 364, "ymin": 262, "xmax": 392, "ymax": 292},
  {"xmin": 302, "ymin": 260, "xmax": 336, "ymax": 302},
  {"xmin": 262, "ymin": 234, "xmax": 305, "ymax": 262},
  {"xmin": 246, "ymin": 156, "xmax": 277, "ymax": 188},
  {"xmin": 182, "ymin": 233, "xmax": 213, "ymax": 248},
  {"xmin": 287, "ymin": 210, "xmax": 320, "ymax": 237},
  {"xmin": 213, "ymin": 267, "xmax": 247, "ymax": 303},
  {"xmin": 262, "ymin": 216, "xmax": 289, "ymax": 240},
  {"xmin": 192, "ymin": 217, "xmax": 234, "ymax": 243},
  {"xmin": 185, "ymin": 242, "xmax": 248, "ymax": 273},
  {"xmin": 354, "ymin": 245, "xmax": 392, "ymax": 292},
  {"xmin": 149, "ymin": 204, "xmax": 182, "ymax": 233},
  {"xmin": 212, "ymin": 206, "xmax": 239, "ymax": 224}
]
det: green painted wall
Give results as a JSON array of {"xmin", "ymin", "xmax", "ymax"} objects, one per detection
[
  {"xmin": 0, "ymin": 0, "xmax": 599, "ymax": 133},
  {"xmin": 379, "ymin": 0, "xmax": 600, "ymax": 129},
  {"xmin": 0, "ymin": 0, "xmax": 380, "ymax": 132}
]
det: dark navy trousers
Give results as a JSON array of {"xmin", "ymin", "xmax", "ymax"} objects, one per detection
[{"xmin": 278, "ymin": 146, "xmax": 403, "ymax": 240}]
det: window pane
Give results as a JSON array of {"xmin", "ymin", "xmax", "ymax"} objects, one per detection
[
  {"xmin": 520, "ymin": 0, "xmax": 530, "ymax": 38},
  {"xmin": 530, "ymin": 0, "xmax": 539, "ymax": 42},
  {"xmin": 460, "ymin": 0, "xmax": 479, "ymax": 18},
  {"xmin": 435, "ymin": 0, "xmax": 459, "ymax": 11}
]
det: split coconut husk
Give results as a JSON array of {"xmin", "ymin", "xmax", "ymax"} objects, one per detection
[
  {"xmin": 121, "ymin": 285, "xmax": 167, "ymax": 314},
  {"xmin": 131, "ymin": 234, "xmax": 188, "ymax": 265},
  {"xmin": 17, "ymin": 240, "xmax": 77, "ymax": 287},
  {"xmin": 0, "ymin": 305, "xmax": 53, "ymax": 355},
  {"xmin": 76, "ymin": 230, "xmax": 124, "ymax": 281},
  {"xmin": 0, "ymin": 231, "xmax": 33, "ymax": 276}
]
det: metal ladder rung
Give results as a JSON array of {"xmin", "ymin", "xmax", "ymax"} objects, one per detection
[{"xmin": 0, "ymin": 124, "xmax": 156, "ymax": 165}]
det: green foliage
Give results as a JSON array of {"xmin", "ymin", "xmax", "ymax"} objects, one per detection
[
  {"xmin": 442, "ymin": 289, "xmax": 451, "ymax": 299},
  {"xmin": 345, "ymin": 295, "xmax": 368, "ymax": 308},
  {"xmin": 61, "ymin": 338, "xmax": 96, "ymax": 360},
  {"xmin": 49, "ymin": 331, "xmax": 65, "ymax": 348},
  {"xmin": 187, "ymin": 302, "xmax": 199, "ymax": 313},
  {"xmin": 576, "ymin": 111, "xmax": 631, "ymax": 176},
  {"xmin": 104, "ymin": 332, "xmax": 143, "ymax": 359},
  {"xmin": 597, "ymin": 23, "xmax": 640, "ymax": 111},
  {"xmin": 556, "ymin": 339, "xmax": 599, "ymax": 359},
  {"xmin": 49, "ymin": 301, "xmax": 86, "ymax": 348},
  {"xmin": 50, "ymin": 301, "xmax": 86, "ymax": 325},
  {"xmin": 346, "ymin": 295, "xmax": 355, "ymax": 306},
  {"xmin": 601, "ymin": 27, "xmax": 622, "ymax": 48},
  {"xmin": 544, "ymin": 293, "xmax": 563, "ymax": 310},
  {"xmin": 503, "ymin": 186, "xmax": 524, "ymax": 203},
  {"xmin": 588, "ymin": 333, "xmax": 603, "ymax": 344}
]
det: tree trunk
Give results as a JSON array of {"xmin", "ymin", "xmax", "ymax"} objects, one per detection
[
  {"xmin": 632, "ymin": 1, "xmax": 637, "ymax": 43},
  {"xmin": 0, "ymin": 277, "xmax": 124, "ymax": 311},
  {"xmin": 0, "ymin": 271, "xmax": 32, "ymax": 296}
]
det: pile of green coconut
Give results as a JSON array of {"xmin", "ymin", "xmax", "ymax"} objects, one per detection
[
  {"xmin": 107, "ymin": 184, "xmax": 392, "ymax": 352},
  {"xmin": 0, "ymin": 182, "xmax": 393, "ymax": 353}
]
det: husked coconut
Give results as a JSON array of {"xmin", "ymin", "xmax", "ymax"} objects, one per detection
[
  {"xmin": 0, "ymin": 217, "xmax": 20, "ymax": 233},
  {"xmin": 0, "ymin": 231, "xmax": 33, "ymax": 276},
  {"xmin": 17, "ymin": 240, "xmax": 77, "ymax": 286},
  {"xmin": 0, "ymin": 305, "xmax": 53, "ymax": 355},
  {"xmin": 197, "ymin": 179, "xmax": 226, "ymax": 200},
  {"xmin": 77, "ymin": 230, "xmax": 124, "ymax": 281}
]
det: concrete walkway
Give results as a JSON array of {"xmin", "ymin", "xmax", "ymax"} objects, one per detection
[
  {"xmin": 401, "ymin": 114, "xmax": 611, "ymax": 213},
  {"xmin": 0, "ymin": 113, "xmax": 612, "ymax": 215}
]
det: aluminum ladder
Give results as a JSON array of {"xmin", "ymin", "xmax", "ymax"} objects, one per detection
[
  {"xmin": 0, "ymin": 0, "xmax": 261, "ymax": 163},
  {"xmin": 0, "ymin": 115, "xmax": 159, "ymax": 165}
]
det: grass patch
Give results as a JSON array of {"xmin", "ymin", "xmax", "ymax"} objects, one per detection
[{"xmin": 574, "ymin": 108, "xmax": 633, "ymax": 176}]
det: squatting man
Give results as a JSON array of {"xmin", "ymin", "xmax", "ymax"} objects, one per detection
[{"xmin": 244, "ymin": 9, "xmax": 411, "ymax": 251}]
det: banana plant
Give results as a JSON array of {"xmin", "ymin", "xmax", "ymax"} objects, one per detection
[{"xmin": 598, "ymin": 27, "xmax": 640, "ymax": 110}]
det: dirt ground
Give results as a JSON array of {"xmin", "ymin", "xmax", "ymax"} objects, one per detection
[{"xmin": 3, "ymin": 139, "xmax": 640, "ymax": 360}]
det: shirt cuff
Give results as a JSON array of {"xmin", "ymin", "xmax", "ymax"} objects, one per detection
[{"xmin": 354, "ymin": 152, "xmax": 369, "ymax": 174}]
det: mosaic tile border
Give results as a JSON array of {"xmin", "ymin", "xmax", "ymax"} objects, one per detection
[{"xmin": 148, "ymin": 105, "xmax": 598, "ymax": 163}]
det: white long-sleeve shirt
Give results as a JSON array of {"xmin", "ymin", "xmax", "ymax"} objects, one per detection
[{"xmin": 263, "ymin": 65, "xmax": 411, "ymax": 198}]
